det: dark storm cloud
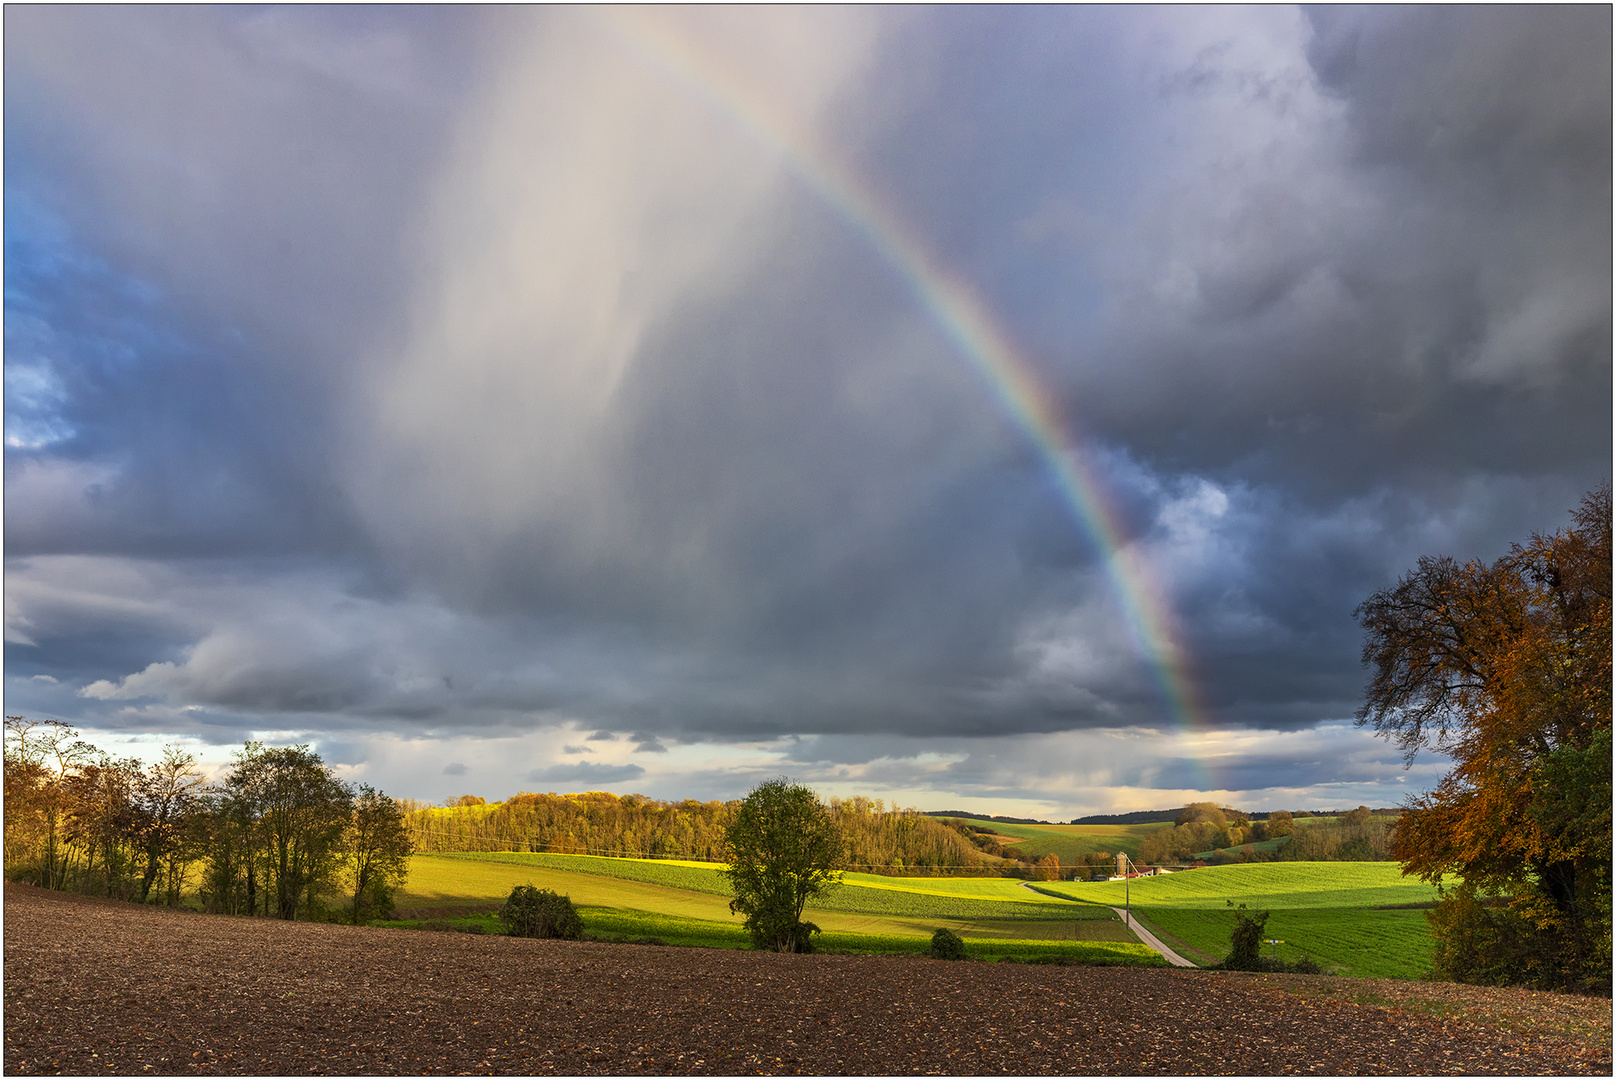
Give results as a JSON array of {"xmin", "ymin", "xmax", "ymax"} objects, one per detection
[
  {"xmin": 4, "ymin": 3, "xmax": 484, "ymax": 562},
  {"xmin": 4, "ymin": 6, "xmax": 1607, "ymax": 807},
  {"xmin": 860, "ymin": 6, "xmax": 1608, "ymax": 490},
  {"xmin": 841, "ymin": 4, "xmax": 1609, "ymax": 730}
]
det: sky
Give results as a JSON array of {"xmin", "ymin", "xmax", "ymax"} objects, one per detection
[{"xmin": 4, "ymin": 5, "xmax": 1610, "ymax": 820}]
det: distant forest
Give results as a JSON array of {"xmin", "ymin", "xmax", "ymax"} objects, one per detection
[
  {"xmin": 403, "ymin": 793, "xmax": 1400, "ymax": 875},
  {"xmin": 1070, "ymin": 807, "xmax": 1401, "ymax": 825},
  {"xmin": 403, "ymin": 792, "xmax": 1018, "ymax": 875}
]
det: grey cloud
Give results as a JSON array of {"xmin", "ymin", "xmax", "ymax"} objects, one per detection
[
  {"xmin": 441, "ymin": 762, "xmax": 467, "ymax": 777},
  {"xmin": 858, "ymin": 6, "xmax": 1608, "ymax": 496},
  {"xmin": 527, "ymin": 762, "xmax": 646, "ymax": 787},
  {"xmin": 4, "ymin": 7, "xmax": 1606, "ymax": 809}
]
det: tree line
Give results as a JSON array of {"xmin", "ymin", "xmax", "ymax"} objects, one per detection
[
  {"xmin": 3, "ymin": 718, "xmax": 411, "ymax": 923},
  {"xmin": 404, "ymin": 791, "xmax": 1020, "ymax": 874},
  {"xmin": 1137, "ymin": 803, "xmax": 1397, "ymax": 865}
]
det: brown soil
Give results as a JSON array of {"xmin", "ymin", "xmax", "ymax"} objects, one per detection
[{"xmin": 3, "ymin": 883, "xmax": 1609, "ymax": 1076}]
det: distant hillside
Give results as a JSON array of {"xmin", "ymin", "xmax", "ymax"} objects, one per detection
[
  {"xmin": 1069, "ymin": 809, "xmax": 1183, "ymax": 825},
  {"xmin": 925, "ymin": 810, "xmax": 1053, "ymax": 825},
  {"xmin": 1074, "ymin": 806, "xmax": 1402, "ymax": 825}
]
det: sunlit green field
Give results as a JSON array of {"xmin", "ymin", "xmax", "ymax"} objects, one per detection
[
  {"xmin": 380, "ymin": 906, "xmax": 1159, "ymax": 965},
  {"xmin": 431, "ymin": 851, "xmax": 730, "ymax": 894},
  {"xmin": 420, "ymin": 853, "xmax": 1113, "ymax": 920},
  {"xmin": 924, "ymin": 816, "xmax": 1171, "ymax": 861},
  {"xmin": 1032, "ymin": 862, "xmax": 1440, "ymax": 979},
  {"xmin": 398, "ymin": 853, "xmax": 1437, "ymax": 977},
  {"xmin": 1032, "ymin": 861, "xmax": 1440, "ymax": 909},
  {"xmin": 1132, "ymin": 906, "xmax": 1436, "ymax": 980},
  {"xmin": 1191, "ymin": 835, "xmax": 1291, "ymax": 859},
  {"xmin": 399, "ymin": 854, "xmax": 1122, "ymax": 942},
  {"xmin": 831, "ymin": 871, "xmax": 1106, "ymax": 907},
  {"xmin": 402, "ymin": 854, "xmax": 737, "ymax": 919}
]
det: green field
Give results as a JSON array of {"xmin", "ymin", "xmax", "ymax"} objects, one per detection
[
  {"xmin": 925, "ymin": 817, "xmax": 1170, "ymax": 861},
  {"xmin": 1031, "ymin": 862, "xmax": 1440, "ymax": 978},
  {"xmin": 1031, "ymin": 861, "xmax": 1439, "ymax": 909},
  {"xmin": 431, "ymin": 851, "xmax": 732, "ymax": 895},
  {"xmin": 400, "ymin": 854, "xmax": 1124, "ymax": 943},
  {"xmin": 380, "ymin": 908, "xmax": 1157, "ymax": 965},
  {"xmin": 395, "ymin": 854, "xmax": 1147, "ymax": 959},
  {"xmin": 1191, "ymin": 835, "xmax": 1292, "ymax": 859},
  {"xmin": 829, "ymin": 871, "xmax": 1110, "ymax": 911},
  {"xmin": 398, "ymin": 853, "xmax": 1438, "ymax": 978},
  {"xmin": 1130, "ymin": 906, "xmax": 1436, "ymax": 979}
]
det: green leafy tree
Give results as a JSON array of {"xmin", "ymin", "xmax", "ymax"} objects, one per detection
[
  {"xmin": 927, "ymin": 927, "xmax": 967, "ymax": 960},
  {"xmin": 499, "ymin": 884, "xmax": 582, "ymax": 939},
  {"xmin": 344, "ymin": 785, "xmax": 413, "ymax": 924},
  {"xmin": 721, "ymin": 778, "xmax": 845, "ymax": 953},
  {"xmin": 226, "ymin": 743, "xmax": 353, "ymax": 920}
]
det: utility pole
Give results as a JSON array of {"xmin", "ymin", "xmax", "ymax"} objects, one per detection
[{"xmin": 1116, "ymin": 851, "xmax": 1139, "ymax": 931}]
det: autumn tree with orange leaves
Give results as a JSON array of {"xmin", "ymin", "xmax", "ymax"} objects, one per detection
[{"xmin": 1356, "ymin": 486, "xmax": 1611, "ymax": 993}]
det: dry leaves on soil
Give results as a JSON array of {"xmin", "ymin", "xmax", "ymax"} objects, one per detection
[{"xmin": 3, "ymin": 883, "xmax": 1609, "ymax": 1076}]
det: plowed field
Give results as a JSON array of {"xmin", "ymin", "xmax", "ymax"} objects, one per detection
[{"xmin": 3, "ymin": 884, "xmax": 1609, "ymax": 1076}]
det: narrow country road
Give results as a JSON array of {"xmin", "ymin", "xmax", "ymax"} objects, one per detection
[
  {"xmin": 1111, "ymin": 907, "xmax": 1197, "ymax": 967},
  {"xmin": 1010, "ymin": 881, "xmax": 1196, "ymax": 968}
]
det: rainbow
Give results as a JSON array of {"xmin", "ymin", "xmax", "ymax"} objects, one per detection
[{"xmin": 593, "ymin": 10, "xmax": 1213, "ymax": 756}]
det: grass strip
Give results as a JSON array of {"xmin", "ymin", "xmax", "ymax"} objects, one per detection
[
  {"xmin": 1140, "ymin": 906, "xmax": 1435, "ymax": 979},
  {"xmin": 375, "ymin": 907, "xmax": 1166, "ymax": 967}
]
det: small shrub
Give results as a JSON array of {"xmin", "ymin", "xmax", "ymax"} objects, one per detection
[
  {"xmin": 741, "ymin": 907, "xmax": 821, "ymax": 953},
  {"xmin": 927, "ymin": 927, "xmax": 967, "ymax": 961},
  {"xmin": 1289, "ymin": 954, "xmax": 1322, "ymax": 975},
  {"xmin": 1219, "ymin": 902, "xmax": 1321, "ymax": 973},
  {"xmin": 499, "ymin": 884, "xmax": 583, "ymax": 940},
  {"xmin": 1225, "ymin": 905, "xmax": 1270, "ymax": 970}
]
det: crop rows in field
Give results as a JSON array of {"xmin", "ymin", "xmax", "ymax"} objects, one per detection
[
  {"xmin": 835, "ymin": 872, "xmax": 1104, "ymax": 905},
  {"xmin": 1139, "ymin": 906, "xmax": 1435, "ymax": 980},
  {"xmin": 925, "ymin": 817, "xmax": 1168, "ymax": 861},
  {"xmin": 434, "ymin": 851, "xmax": 731, "ymax": 895},
  {"xmin": 381, "ymin": 900, "xmax": 1153, "ymax": 966},
  {"xmin": 416, "ymin": 853, "xmax": 1437, "ymax": 979},
  {"xmin": 817, "ymin": 882, "xmax": 1107, "ymax": 922},
  {"xmin": 579, "ymin": 913, "xmax": 1163, "ymax": 965},
  {"xmin": 1033, "ymin": 861, "xmax": 1440, "ymax": 910},
  {"xmin": 433, "ymin": 852, "xmax": 1110, "ymax": 921}
]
